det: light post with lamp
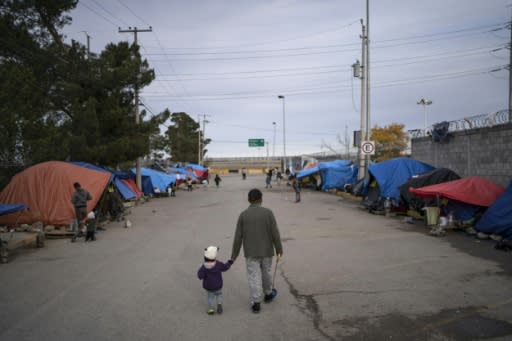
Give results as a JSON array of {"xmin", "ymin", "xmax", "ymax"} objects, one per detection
[
  {"xmin": 272, "ymin": 122, "xmax": 276, "ymax": 157},
  {"xmin": 277, "ymin": 95, "xmax": 286, "ymax": 172},
  {"xmin": 417, "ymin": 98, "xmax": 432, "ymax": 136}
]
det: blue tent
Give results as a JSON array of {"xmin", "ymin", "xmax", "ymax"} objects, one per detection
[
  {"xmin": 475, "ymin": 182, "xmax": 512, "ymax": 238},
  {"xmin": 71, "ymin": 162, "xmax": 136, "ymax": 201},
  {"xmin": 368, "ymin": 157, "xmax": 435, "ymax": 200},
  {"xmin": 296, "ymin": 165, "xmax": 320, "ymax": 179},
  {"xmin": 0, "ymin": 204, "xmax": 27, "ymax": 216},
  {"xmin": 132, "ymin": 167, "xmax": 176, "ymax": 195},
  {"xmin": 319, "ymin": 160, "xmax": 358, "ymax": 191},
  {"xmin": 296, "ymin": 160, "xmax": 357, "ymax": 191}
]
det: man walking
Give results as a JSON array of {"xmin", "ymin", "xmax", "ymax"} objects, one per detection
[
  {"xmin": 71, "ymin": 182, "xmax": 92, "ymax": 242},
  {"xmin": 231, "ymin": 188, "xmax": 283, "ymax": 313}
]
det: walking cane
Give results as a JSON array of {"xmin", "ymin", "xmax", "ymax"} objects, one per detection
[{"xmin": 271, "ymin": 255, "xmax": 280, "ymax": 296}]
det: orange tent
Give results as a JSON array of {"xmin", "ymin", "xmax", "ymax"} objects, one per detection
[{"xmin": 0, "ymin": 161, "xmax": 110, "ymax": 226}]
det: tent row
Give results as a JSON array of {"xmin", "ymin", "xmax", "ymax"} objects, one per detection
[
  {"xmin": 0, "ymin": 161, "xmax": 206, "ymax": 227},
  {"xmin": 343, "ymin": 157, "xmax": 510, "ymax": 241}
]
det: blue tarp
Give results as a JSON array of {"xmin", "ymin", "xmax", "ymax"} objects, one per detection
[
  {"xmin": 132, "ymin": 168, "xmax": 177, "ymax": 195},
  {"xmin": 0, "ymin": 204, "xmax": 27, "ymax": 216},
  {"xmin": 319, "ymin": 160, "xmax": 358, "ymax": 191},
  {"xmin": 71, "ymin": 162, "xmax": 136, "ymax": 200},
  {"xmin": 475, "ymin": 182, "xmax": 512, "ymax": 238},
  {"xmin": 296, "ymin": 160, "xmax": 357, "ymax": 191},
  {"xmin": 296, "ymin": 165, "xmax": 320, "ymax": 179},
  {"xmin": 368, "ymin": 157, "xmax": 435, "ymax": 200}
]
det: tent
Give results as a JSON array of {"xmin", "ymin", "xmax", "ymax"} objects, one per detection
[
  {"xmin": 0, "ymin": 161, "xmax": 110, "ymax": 225},
  {"xmin": 131, "ymin": 167, "xmax": 177, "ymax": 195},
  {"xmin": 409, "ymin": 176, "xmax": 506, "ymax": 221},
  {"xmin": 184, "ymin": 164, "xmax": 209, "ymax": 181},
  {"xmin": 318, "ymin": 160, "xmax": 358, "ymax": 191},
  {"xmin": 475, "ymin": 182, "xmax": 512, "ymax": 238},
  {"xmin": 359, "ymin": 158, "xmax": 434, "ymax": 211},
  {"xmin": 399, "ymin": 168, "xmax": 461, "ymax": 210},
  {"xmin": 296, "ymin": 160, "xmax": 357, "ymax": 191},
  {"xmin": 71, "ymin": 162, "xmax": 137, "ymax": 201},
  {"xmin": 368, "ymin": 158, "xmax": 435, "ymax": 200}
]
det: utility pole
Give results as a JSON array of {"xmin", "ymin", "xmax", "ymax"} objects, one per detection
[
  {"xmin": 119, "ymin": 26, "xmax": 152, "ymax": 191},
  {"xmin": 197, "ymin": 115, "xmax": 201, "ymax": 164},
  {"xmin": 354, "ymin": 20, "xmax": 367, "ymax": 180},
  {"xmin": 509, "ymin": 10, "xmax": 512, "ymax": 122},
  {"xmin": 201, "ymin": 114, "xmax": 210, "ymax": 165},
  {"xmin": 365, "ymin": 0, "xmax": 371, "ymax": 178}
]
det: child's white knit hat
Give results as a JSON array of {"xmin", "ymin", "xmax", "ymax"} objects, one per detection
[{"xmin": 204, "ymin": 246, "xmax": 218, "ymax": 260}]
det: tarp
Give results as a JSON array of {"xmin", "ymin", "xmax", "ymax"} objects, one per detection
[
  {"xmin": 131, "ymin": 167, "xmax": 176, "ymax": 194},
  {"xmin": 0, "ymin": 161, "xmax": 110, "ymax": 225},
  {"xmin": 184, "ymin": 163, "xmax": 208, "ymax": 180},
  {"xmin": 121, "ymin": 179, "xmax": 144, "ymax": 199},
  {"xmin": 296, "ymin": 165, "xmax": 320, "ymax": 179},
  {"xmin": 475, "ymin": 182, "xmax": 512, "ymax": 238},
  {"xmin": 0, "ymin": 204, "xmax": 27, "ymax": 216},
  {"xmin": 368, "ymin": 158, "xmax": 435, "ymax": 200},
  {"xmin": 71, "ymin": 161, "xmax": 136, "ymax": 201},
  {"xmin": 409, "ymin": 176, "xmax": 505, "ymax": 207},
  {"xmin": 400, "ymin": 168, "xmax": 461, "ymax": 210},
  {"xmin": 318, "ymin": 160, "xmax": 358, "ymax": 191}
]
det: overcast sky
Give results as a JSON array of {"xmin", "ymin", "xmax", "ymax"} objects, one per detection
[{"xmin": 64, "ymin": 0, "xmax": 511, "ymax": 158}]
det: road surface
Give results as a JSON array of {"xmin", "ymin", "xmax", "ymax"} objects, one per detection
[{"xmin": 1, "ymin": 174, "xmax": 511, "ymax": 340}]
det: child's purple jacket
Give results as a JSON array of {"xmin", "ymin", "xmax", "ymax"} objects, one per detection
[{"xmin": 197, "ymin": 260, "xmax": 233, "ymax": 291}]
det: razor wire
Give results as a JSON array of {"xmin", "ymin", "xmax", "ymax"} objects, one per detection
[{"xmin": 409, "ymin": 109, "xmax": 510, "ymax": 139}]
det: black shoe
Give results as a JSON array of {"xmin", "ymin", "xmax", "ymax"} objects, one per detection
[
  {"xmin": 264, "ymin": 291, "xmax": 277, "ymax": 303},
  {"xmin": 217, "ymin": 304, "xmax": 223, "ymax": 314},
  {"xmin": 251, "ymin": 302, "xmax": 261, "ymax": 313}
]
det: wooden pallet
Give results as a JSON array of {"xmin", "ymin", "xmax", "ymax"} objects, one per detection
[{"xmin": 0, "ymin": 231, "xmax": 45, "ymax": 263}]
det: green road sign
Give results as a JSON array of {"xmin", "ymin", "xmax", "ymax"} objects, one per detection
[{"xmin": 248, "ymin": 138, "xmax": 265, "ymax": 147}]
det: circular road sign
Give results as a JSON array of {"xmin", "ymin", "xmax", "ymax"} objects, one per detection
[{"xmin": 361, "ymin": 140, "xmax": 375, "ymax": 155}]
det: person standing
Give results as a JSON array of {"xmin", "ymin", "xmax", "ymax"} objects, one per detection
[
  {"xmin": 292, "ymin": 176, "xmax": 301, "ymax": 203},
  {"xmin": 265, "ymin": 169, "xmax": 272, "ymax": 189},
  {"xmin": 214, "ymin": 174, "xmax": 222, "ymax": 188},
  {"xmin": 231, "ymin": 189, "xmax": 283, "ymax": 313},
  {"xmin": 71, "ymin": 182, "xmax": 92, "ymax": 242}
]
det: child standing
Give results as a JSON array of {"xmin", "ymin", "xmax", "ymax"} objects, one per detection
[{"xmin": 197, "ymin": 246, "xmax": 233, "ymax": 315}]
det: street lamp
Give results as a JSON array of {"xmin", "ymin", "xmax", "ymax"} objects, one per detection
[
  {"xmin": 277, "ymin": 95, "xmax": 286, "ymax": 171},
  {"xmin": 417, "ymin": 98, "xmax": 432, "ymax": 136},
  {"xmin": 272, "ymin": 122, "xmax": 276, "ymax": 157}
]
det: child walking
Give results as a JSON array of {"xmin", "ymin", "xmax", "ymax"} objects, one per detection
[{"xmin": 197, "ymin": 246, "xmax": 233, "ymax": 315}]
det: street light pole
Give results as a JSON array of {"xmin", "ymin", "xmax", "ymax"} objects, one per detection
[
  {"xmin": 272, "ymin": 122, "xmax": 276, "ymax": 157},
  {"xmin": 417, "ymin": 98, "xmax": 433, "ymax": 135},
  {"xmin": 277, "ymin": 96, "xmax": 286, "ymax": 171}
]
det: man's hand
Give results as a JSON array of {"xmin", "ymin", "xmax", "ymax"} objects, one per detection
[{"xmin": 276, "ymin": 253, "xmax": 282, "ymax": 262}]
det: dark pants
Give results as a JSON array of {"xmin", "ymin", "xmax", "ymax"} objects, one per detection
[{"xmin": 73, "ymin": 206, "xmax": 87, "ymax": 240}]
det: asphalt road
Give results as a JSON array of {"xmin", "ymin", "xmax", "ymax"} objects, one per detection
[{"xmin": 1, "ymin": 174, "xmax": 511, "ymax": 341}]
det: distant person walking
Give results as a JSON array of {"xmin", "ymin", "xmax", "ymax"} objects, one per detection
[
  {"xmin": 242, "ymin": 168, "xmax": 247, "ymax": 180},
  {"xmin": 231, "ymin": 189, "xmax": 283, "ymax": 313},
  {"xmin": 265, "ymin": 170, "xmax": 272, "ymax": 189},
  {"xmin": 214, "ymin": 174, "xmax": 222, "ymax": 188},
  {"xmin": 71, "ymin": 182, "xmax": 92, "ymax": 242}
]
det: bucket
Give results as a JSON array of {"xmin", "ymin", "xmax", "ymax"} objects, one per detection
[
  {"xmin": 424, "ymin": 207, "xmax": 440, "ymax": 226},
  {"xmin": 439, "ymin": 216, "xmax": 448, "ymax": 227}
]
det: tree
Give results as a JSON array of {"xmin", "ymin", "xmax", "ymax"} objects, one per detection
[
  {"xmin": 165, "ymin": 112, "xmax": 210, "ymax": 163},
  {"xmin": 0, "ymin": 1, "xmax": 166, "ymax": 172},
  {"xmin": 370, "ymin": 123, "xmax": 409, "ymax": 161}
]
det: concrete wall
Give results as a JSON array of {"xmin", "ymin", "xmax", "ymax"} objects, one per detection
[{"xmin": 411, "ymin": 123, "xmax": 512, "ymax": 187}]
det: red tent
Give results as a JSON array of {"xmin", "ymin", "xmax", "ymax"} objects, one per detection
[
  {"xmin": 0, "ymin": 161, "xmax": 110, "ymax": 226},
  {"xmin": 409, "ymin": 176, "xmax": 505, "ymax": 207}
]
